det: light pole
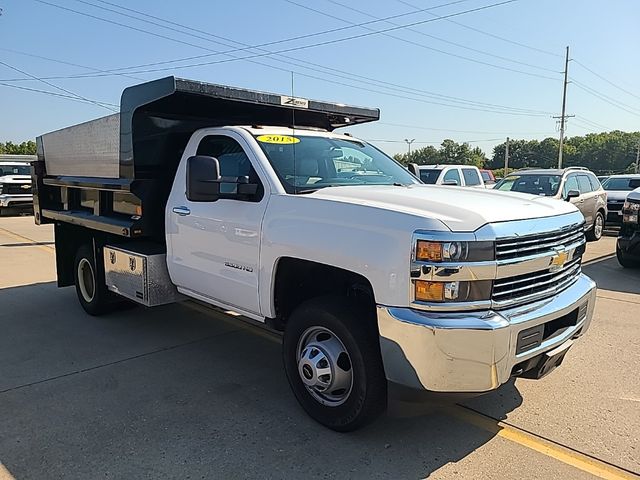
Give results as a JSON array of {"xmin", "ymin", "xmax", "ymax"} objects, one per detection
[{"xmin": 404, "ymin": 138, "xmax": 415, "ymax": 156}]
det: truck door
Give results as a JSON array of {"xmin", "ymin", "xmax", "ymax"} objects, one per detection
[{"xmin": 166, "ymin": 133, "xmax": 268, "ymax": 316}]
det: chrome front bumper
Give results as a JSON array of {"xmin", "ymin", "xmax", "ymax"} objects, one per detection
[
  {"xmin": 377, "ymin": 274, "xmax": 596, "ymax": 393},
  {"xmin": 0, "ymin": 194, "xmax": 33, "ymax": 208}
]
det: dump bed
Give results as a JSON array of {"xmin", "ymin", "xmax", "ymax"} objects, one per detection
[{"xmin": 34, "ymin": 76, "xmax": 379, "ymax": 240}]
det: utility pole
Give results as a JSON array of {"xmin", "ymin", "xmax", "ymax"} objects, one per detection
[
  {"xmin": 404, "ymin": 138, "xmax": 415, "ymax": 156},
  {"xmin": 554, "ymin": 46, "xmax": 574, "ymax": 169},
  {"xmin": 504, "ymin": 137, "xmax": 509, "ymax": 173},
  {"xmin": 636, "ymin": 142, "xmax": 640, "ymax": 174}
]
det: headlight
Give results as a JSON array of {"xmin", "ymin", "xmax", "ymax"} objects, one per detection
[
  {"xmin": 415, "ymin": 240, "xmax": 494, "ymax": 262},
  {"xmin": 414, "ymin": 280, "xmax": 492, "ymax": 303},
  {"xmin": 623, "ymin": 201, "xmax": 640, "ymax": 223},
  {"xmin": 623, "ymin": 201, "xmax": 640, "ymax": 212}
]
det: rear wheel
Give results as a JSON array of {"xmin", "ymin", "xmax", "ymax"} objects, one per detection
[
  {"xmin": 283, "ymin": 296, "xmax": 387, "ymax": 432},
  {"xmin": 74, "ymin": 244, "xmax": 112, "ymax": 315},
  {"xmin": 586, "ymin": 211, "xmax": 604, "ymax": 241}
]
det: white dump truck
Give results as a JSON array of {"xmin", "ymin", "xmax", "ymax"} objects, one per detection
[{"xmin": 34, "ymin": 77, "xmax": 596, "ymax": 431}]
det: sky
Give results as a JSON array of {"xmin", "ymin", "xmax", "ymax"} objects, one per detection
[{"xmin": 0, "ymin": 0, "xmax": 639, "ymax": 157}]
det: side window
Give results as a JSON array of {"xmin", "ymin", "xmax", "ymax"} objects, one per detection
[
  {"xmin": 587, "ymin": 174, "xmax": 601, "ymax": 191},
  {"xmin": 577, "ymin": 175, "xmax": 593, "ymax": 194},
  {"xmin": 563, "ymin": 175, "xmax": 580, "ymax": 197},
  {"xmin": 462, "ymin": 168, "xmax": 481, "ymax": 186},
  {"xmin": 443, "ymin": 168, "xmax": 461, "ymax": 185},
  {"xmin": 196, "ymin": 135, "xmax": 263, "ymax": 200}
]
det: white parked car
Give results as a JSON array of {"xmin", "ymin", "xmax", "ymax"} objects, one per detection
[{"xmin": 409, "ymin": 164, "xmax": 485, "ymax": 188}]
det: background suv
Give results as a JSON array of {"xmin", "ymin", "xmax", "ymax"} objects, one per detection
[
  {"xmin": 601, "ymin": 174, "xmax": 640, "ymax": 226},
  {"xmin": 493, "ymin": 167, "xmax": 607, "ymax": 241}
]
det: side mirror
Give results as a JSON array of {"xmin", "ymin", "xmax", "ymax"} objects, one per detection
[
  {"xmin": 442, "ymin": 179, "xmax": 459, "ymax": 186},
  {"xmin": 187, "ymin": 155, "xmax": 221, "ymax": 202},
  {"xmin": 566, "ymin": 190, "xmax": 580, "ymax": 201},
  {"xmin": 407, "ymin": 163, "xmax": 419, "ymax": 176}
]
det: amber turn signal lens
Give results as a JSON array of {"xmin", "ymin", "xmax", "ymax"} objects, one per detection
[
  {"xmin": 415, "ymin": 280, "xmax": 444, "ymax": 302},
  {"xmin": 416, "ymin": 241, "xmax": 442, "ymax": 262}
]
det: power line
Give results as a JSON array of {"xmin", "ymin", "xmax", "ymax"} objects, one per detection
[
  {"xmin": 378, "ymin": 121, "xmax": 555, "ymax": 135},
  {"xmin": 317, "ymin": 0, "xmax": 559, "ymax": 75},
  {"xmin": 396, "ymin": 0, "xmax": 562, "ymax": 58},
  {"xmin": 0, "ymin": 82, "xmax": 119, "ymax": 108},
  {"xmin": 21, "ymin": 0, "xmax": 552, "ymax": 117},
  {"xmin": 33, "ymin": 0, "xmax": 522, "ymax": 77},
  {"xmin": 0, "ymin": 47, "xmax": 144, "ymax": 81},
  {"xmin": 573, "ymin": 59, "xmax": 640, "ymax": 103},
  {"xmin": 571, "ymin": 79, "xmax": 640, "ymax": 118},
  {"xmin": 574, "ymin": 116, "xmax": 611, "ymax": 131},
  {"xmin": 365, "ymin": 137, "xmax": 504, "ymax": 144},
  {"xmin": 68, "ymin": 0, "xmax": 553, "ymax": 112},
  {"xmin": 0, "ymin": 61, "xmax": 118, "ymax": 112}
]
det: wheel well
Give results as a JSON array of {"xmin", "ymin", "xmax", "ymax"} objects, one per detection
[
  {"xmin": 272, "ymin": 258, "xmax": 376, "ymax": 331},
  {"xmin": 53, "ymin": 223, "xmax": 120, "ymax": 287}
]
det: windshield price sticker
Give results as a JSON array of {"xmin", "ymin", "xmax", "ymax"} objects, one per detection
[{"xmin": 256, "ymin": 135, "xmax": 300, "ymax": 144}]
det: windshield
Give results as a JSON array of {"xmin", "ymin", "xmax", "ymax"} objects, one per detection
[
  {"xmin": 0, "ymin": 165, "xmax": 30, "ymax": 176},
  {"xmin": 418, "ymin": 169, "xmax": 442, "ymax": 184},
  {"xmin": 494, "ymin": 174, "xmax": 561, "ymax": 196},
  {"xmin": 254, "ymin": 134, "xmax": 418, "ymax": 193},
  {"xmin": 602, "ymin": 177, "xmax": 639, "ymax": 191}
]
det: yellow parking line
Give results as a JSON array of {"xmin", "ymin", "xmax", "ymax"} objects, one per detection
[
  {"xmin": 446, "ymin": 405, "xmax": 639, "ymax": 480},
  {"xmin": 0, "ymin": 226, "xmax": 54, "ymax": 254}
]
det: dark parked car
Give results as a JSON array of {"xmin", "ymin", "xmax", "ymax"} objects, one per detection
[
  {"xmin": 617, "ymin": 187, "xmax": 640, "ymax": 268},
  {"xmin": 494, "ymin": 167, "xmax": 607, "ymax": 241},
  {"xmin": 602, "ymin": 175, "xmax": 640, "ymax": 226}
]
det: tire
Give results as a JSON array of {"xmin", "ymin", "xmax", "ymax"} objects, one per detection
[
  {"xmin": 586, "ymin": 211, "xmax": 604, "ymax": 241},
  {"xmin": 616, "ymin": 245, "xmax": 640, "ymax": 268},
  {"xmin": 73, "ymin": 243, "xmax": 112, "ymax": 316},
  {"xmin": 282, "ymin": 296, "xmax": 387, "ymax": 432}
]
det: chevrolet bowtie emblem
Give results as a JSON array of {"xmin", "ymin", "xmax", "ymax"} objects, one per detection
[
  {"xmin": 20, "ymin": 184, "xmax": 31, "ymax": 190},
  {"xmin": 549, "ymin": 248, "xmax": 568, "ymax": 272}
]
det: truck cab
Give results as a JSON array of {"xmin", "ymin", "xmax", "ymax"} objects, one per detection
[{"xmin": 33, "ymin": 77, "xmax": 597, "ymax": 431}]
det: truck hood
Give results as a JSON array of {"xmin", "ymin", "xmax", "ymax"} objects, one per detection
[
  {"xmin": 310, "ymin": 184, "xmax": 578, "ymax": 231},
  {"xmin": 0, "ymin": 175, "xmax": 31, "ymax": 184}
]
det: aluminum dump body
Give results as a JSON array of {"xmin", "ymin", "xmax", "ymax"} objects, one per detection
[{"xmin": 34, "ymin": 76, "xmax": 379, "ymax": 240}]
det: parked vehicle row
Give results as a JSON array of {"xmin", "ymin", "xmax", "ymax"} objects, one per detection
[
  {"xmin": 0, "ymin": 155, "xmax": 35, "ymax": 216},
  {"xmin": 32, "ymin": 77, "xmax": 596, "ymax": 431}
]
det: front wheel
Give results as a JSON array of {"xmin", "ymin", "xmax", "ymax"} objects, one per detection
[
  {"xmin": 283, "ymin": 296, "xmax": 387, "ymax": 432},
  {"xmin": 586, "ymin": 211, "xmax": 604, "ymax": 241}
]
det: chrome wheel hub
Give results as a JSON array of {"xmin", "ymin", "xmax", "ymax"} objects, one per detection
[
  {"xmin": 297, "ymin": 326, "xmax": 353, "ymax": 406},
  {"xmin": 77, "ymin": 258, "xmax": 95, "ymax": 303},
  {"xmin": 595, "ymin": 215, "xmax": 603, "ymax": 238}
]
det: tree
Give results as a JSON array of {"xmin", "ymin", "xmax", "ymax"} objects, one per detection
[
  {"xmin": 394, "ymin": 140, "xmax": 487, "ymax": 167},
  {"xmin": 0, "ymin": 141, "xmax": 37, "ymax": 155}
]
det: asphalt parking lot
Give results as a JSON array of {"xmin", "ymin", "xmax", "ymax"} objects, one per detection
[{"xmin": 0, "ymin": 217, "xmax": 638, "ymax": 480}]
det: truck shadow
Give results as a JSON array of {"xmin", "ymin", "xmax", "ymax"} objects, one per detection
[
  {"xmin": 582, "ymin": 255, "xmax": 640, "ymax": 296},
  {"xmin": 0, "ymin": 281, "xmax": 523, "ymax": 479}
]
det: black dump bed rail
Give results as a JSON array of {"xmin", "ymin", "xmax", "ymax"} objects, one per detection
[{"xmin": 33, "ymin": 76, "xmax": 379, "ymax": 240}]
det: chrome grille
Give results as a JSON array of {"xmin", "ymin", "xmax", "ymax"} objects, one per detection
[
  {"xmin": 3, "ymin": 183, "xmax": 31, "ymax": 195},
  {"xmin": 492, "ymin": 256, "xmax": 581, "ymax": 309},
  {"xmin": 495, "ymin": 223, "xmax": 584, "ymax": 261}
]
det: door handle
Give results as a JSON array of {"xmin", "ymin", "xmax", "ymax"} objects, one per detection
[{"xmin": 172, "ymin": 206, "xmax": 191, "ymax": 216}]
